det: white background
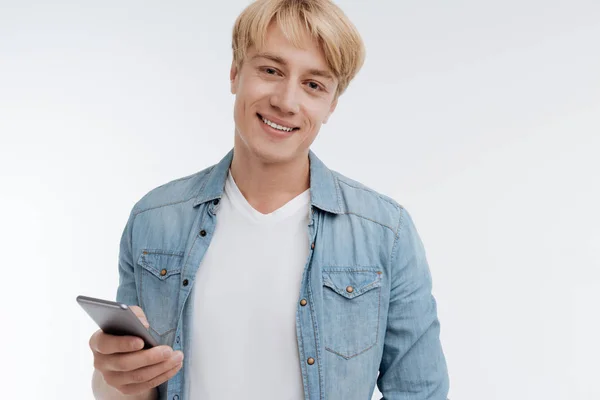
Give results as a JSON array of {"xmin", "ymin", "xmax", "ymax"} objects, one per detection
[{"xmin": 1, "ymin": 0, "xmax": 599, "ymax": 399}]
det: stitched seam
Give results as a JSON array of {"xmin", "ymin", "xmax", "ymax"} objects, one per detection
[
  {"xmin": 388, "ymin": 206, "xmax": 406, "ymax": 265},
  {"xmin": 134, "ymin": 196, "xmax": 198, "ymax": 216},
  {"xmin": 298, "ymin": 210, "xmax": 315, "ymax": 400},
  {"xmin": 314, "ymin": 203, "xmax": 342, "ymax": 214},
  {"xmin": 195, "ymin": 165, "xmax": 215, "ymax": 196},
  {"xmin": 322, "ymin": 267, "xmax": 381, "ymax": 271},
  {"xmin": 308, "ymin": 211, "xmax": 324, "ymax": 400},
  {"xmin": 182, "ymin": 205, "xmax": 208, "ymax": 277},
  {"xmin": 339, "ymin": 211, "xmax": 396, "ymax": 233},
  {"xmin": 132, "ymin": 167, "xmax": 215, "ymax": 216},
  {"xmin": 376, "ymin": 281, "xmax": 382, "ymax": 353},
  {"xmin": 337, "ymin": 179, "xmax": 402, "ymax": 210},
  {"xmin": 139, "ymin": 253, "xmax": 145, "ymax": 316},
  {"xmin": 150, "ymin": 326, "xmax": 176, "ymax": 337},
  {"xmin": 307, "ymin": 265, "xmax": 319, "ymax": 398},
  {"xmin": 335, "ymin": 172, "xmax": 343, "ymax": 213},
  {"xmin": 132, "ymin": 167, "xmax": 214, "ymax": 215},
  {"xmin": 139, "ymin": 251, "xmax": 184, "ymax": 278},
  {"xmin": 130, "ymin": 211, "xmax": 142, "ymax": 307},
  {"xmin": 323, "ymin": 280, "xmax": 381, "ymax": 299},
  {"xmin": 324, "ymin": 343, "xmax": 377, "ymax": 359},
  {"xmin": 141, "ymin": 249, "xmax": 185, "ymax": 257},
  {"xmin": 297, "ymin": 305, "xmax": 309, "ymax": 400},
  {"xmin": 139, "ymin": 262, "xmax": 182, "ymax": 279}
]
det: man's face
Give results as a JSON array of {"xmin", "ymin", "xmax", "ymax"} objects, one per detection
[{"xmin": 230, "ymin": 22, "xmax": 338, "ymax": 165}]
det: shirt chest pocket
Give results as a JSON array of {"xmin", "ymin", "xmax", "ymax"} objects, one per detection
[
  {"xmin": 138, "ymin": 249, "xmax": 184, "ymax": 339},
  {"xmin": 322, "ymin": 267, "xmax": 383, "ymax": 359}
]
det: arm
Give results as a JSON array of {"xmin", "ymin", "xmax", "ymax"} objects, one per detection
[{"xmin": 377, "ymin": 207, "xmax": 450, "ymax": 399}]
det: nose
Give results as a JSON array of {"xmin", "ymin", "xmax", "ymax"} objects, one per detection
[{"xmin": 269, "ymin": 81, "xmax": 300, "ymax": 115}]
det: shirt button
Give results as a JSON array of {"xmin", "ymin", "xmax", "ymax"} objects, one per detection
[
  {"xmin": 176, "ymin": 336, "xmax": 180, "ymax": 344},
  {"xmin": 213, "ymin": 199, "xmax": 219, "ymax": 205},
  {"xmin": 299, "ymin": 299, "xmax": 307, "ymax": 306},
  {"xmin": 160, "ymin": 269, "xmax": 167, "ymax": 276},
  {"xmin": 307, "ymin": 357, "xmax": 315, "ymax": 365},
  {"xmin": 200, "ymin": 230, "xmax": 207, "ymax": 237},
  {"xmin": 346, "ymin": 286, "xmax": 354, "ymax": 293},
  {"xmin": 173, "ymin": 395, "xmax": 179, "ymax": 400},
  {"xmin": 183, "ymin": 279, "xmax": 189, "ymax": 286},
  {"xmin": 311, "ymin": 242, "xmax": 315, "ymax": 250}
]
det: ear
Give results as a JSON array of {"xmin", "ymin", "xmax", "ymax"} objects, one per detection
[
  {"xmin": 322, "ymin": 97, "xmax": 338, "ymax": 124},
  {"xmin": 230, "ymin": 61, "xmax": 239, "ymax": 95}
]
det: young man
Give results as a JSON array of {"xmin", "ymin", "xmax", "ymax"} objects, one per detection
[{"xmin": 89, "ymin": 0, "xmax": 449, "ymax": 399}]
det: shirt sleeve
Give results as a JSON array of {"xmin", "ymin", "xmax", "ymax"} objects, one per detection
[
  {"xmin": 115, "ymin": 208, "xmax": 139, "ymax": 306},
  {"xmin": 377, "ymin": 207, "xmax": 450, "ymax": 399}
]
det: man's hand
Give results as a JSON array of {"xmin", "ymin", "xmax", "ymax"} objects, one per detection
[{"xmin": 89, "ymin": 305, "xmax": 184, "ymax": 397}]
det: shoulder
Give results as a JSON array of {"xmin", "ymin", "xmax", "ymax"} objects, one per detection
[
  {"xmin": 131, "ymin": 165, "xmax": 215, "ymax": 216},
  {"xmin": 330, "ymin": 169, "xmax": 405, "ymax": 235}
]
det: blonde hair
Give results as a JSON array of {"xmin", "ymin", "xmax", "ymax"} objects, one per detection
[{"xmin": 231, "ymin": 0, "xmax": 366, "ymax": 99}]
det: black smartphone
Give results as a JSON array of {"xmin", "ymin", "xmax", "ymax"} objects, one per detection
[{"xmin": 76, "ymin": 295, "xmax": 159, "ymax": 349}]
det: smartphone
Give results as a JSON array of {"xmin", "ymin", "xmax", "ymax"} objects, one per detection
[{"xmin": 76, "ymin": 295, "xmax": 159, "ymax": 349}]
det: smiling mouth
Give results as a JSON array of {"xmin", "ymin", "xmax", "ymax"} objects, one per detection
[{"xmin": 257, "ymin": 113, "xmax": 300, "ymax": 132}]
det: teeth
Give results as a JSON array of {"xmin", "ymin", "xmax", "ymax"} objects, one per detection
[{"xmin": 261, "ymin": 116, "xmax": 295, "ymax": 132}]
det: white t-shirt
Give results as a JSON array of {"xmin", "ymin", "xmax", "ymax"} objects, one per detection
[{"xmin": 188, "ymin": 168, "xmax": 310, "ymax": 399}]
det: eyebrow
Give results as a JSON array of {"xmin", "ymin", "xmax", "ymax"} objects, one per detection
[{"xmin": 251, "ymin": 52, "xmax": 335, "ymax": 82}]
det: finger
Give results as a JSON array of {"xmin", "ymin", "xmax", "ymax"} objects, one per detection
[
  {"xmin": 105, "ymin": 350, "xmax": 184, "ymax": 388},
  {"xmin": 116, "ymin": 359, "xmax": 184, "ymax": 396},
  {"xmin": 128, "ymin": 306, "xmax": 150, "ymax": 329},
  {"xmin": 103, "ymin": 345, "xmax": 177, "ymax": 372},
  {"xmin": 90, "ymin": 330, "xmax": 145, "ymax": 355}
]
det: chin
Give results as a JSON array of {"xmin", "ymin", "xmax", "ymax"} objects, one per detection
[
  {"xmin": 236, "ymin": 122, "xmax": 310, "ymax": 164},
  {"xmin": 255, "ymin": 141, "xmax": 305, "ymax": 165},
  {"xmin": 255, "ymin": 145, "xmax": 296, "ymax": 164}
]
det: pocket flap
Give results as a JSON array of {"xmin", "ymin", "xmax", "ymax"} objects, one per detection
[
  {"xmin": 137, "ymin": 249, "xmax": 184, "ymax": 281},
  {"xmin": 322, "ymin": 267, "xmax": 382, "ymax": 299}
]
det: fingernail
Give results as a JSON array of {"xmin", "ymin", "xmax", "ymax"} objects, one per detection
[{"xmin": 163, "ymin": 348, "xmax": 173, "ymax": 358}]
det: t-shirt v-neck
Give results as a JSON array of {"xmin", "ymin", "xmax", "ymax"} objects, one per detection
[{"xmin": 224, "ymin": 168, "xmax": 310, "ymax": 224}]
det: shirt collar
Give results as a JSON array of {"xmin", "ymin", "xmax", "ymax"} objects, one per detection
[{"xmin": 193, "ymin": 147, "xmax": 343, "ymax": 214}]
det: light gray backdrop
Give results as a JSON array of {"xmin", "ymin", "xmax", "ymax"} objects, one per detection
[{"xmin": 1, "ymin": 0, "xmax": 598, "ymax": 399}]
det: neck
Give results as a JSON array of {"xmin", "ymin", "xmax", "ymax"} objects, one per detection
[{"xmin": 229, "ymin": 143, "xmax": 310, "ymax": 215}]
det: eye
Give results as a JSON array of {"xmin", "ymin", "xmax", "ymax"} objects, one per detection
[
  {"xmin": 307, "ymin": 81, "xmax": 323, "ymax": 92},
  {"xmin": 262, "ymin": 67, "xmax": 279, "ymax": 75}
]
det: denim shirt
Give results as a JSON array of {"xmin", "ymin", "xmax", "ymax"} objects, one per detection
[{"xmin": 116, "ymin": 148, "xmax": 449, "ymax": 400}]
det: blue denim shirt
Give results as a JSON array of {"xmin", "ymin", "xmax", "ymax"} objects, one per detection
[{"xmin": 116, "ymin": 148, "xmax": 449, "ymax": 400}]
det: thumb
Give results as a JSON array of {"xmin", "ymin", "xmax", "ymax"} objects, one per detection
[{"xmin": 129, "ymin": 305, "xmax": 150, "ymax": 329}]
